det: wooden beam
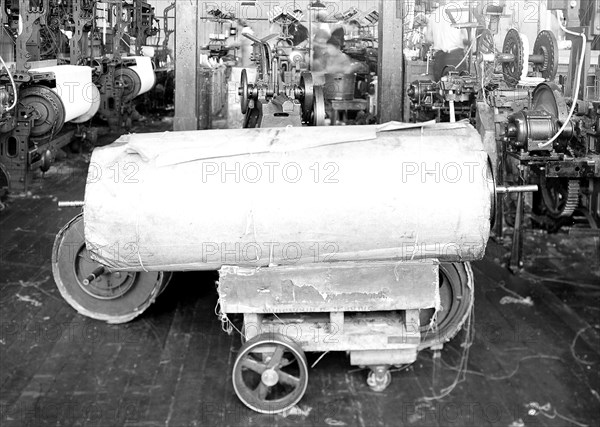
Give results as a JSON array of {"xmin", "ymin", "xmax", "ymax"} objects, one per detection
[
  {"xmin": 174, "ymin": 0, "xmax": 199, "ymax": 131},
  {"xmin": 377, "ymin": 0, "xmax": 405, "ymax": 123}
]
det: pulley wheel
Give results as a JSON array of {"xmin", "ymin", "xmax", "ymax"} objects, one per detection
[
  {"xmin": 312, "ymin": 86, "xmax": 326, "ymax": 126},
  {"xmin": 299, "ymin": 72, "xmax": 314, "ymax": 122},
  {"xmin": 232, "ymin": 333, "xmax": 308, "ymax": 414},
  {"xmin": 532, "ymin": 30, "xmax": 558, "ymax": 81},
  {"xmin": 52, "ymin": 214, "xmax": 165, "ymax": 324},
  {"xmin": 502, "ymin": 29, "xmax": 525, "ymax": 86},
  {"xmin": 239, "ymin": 69, "xmax": 250, "ymax": 115},
  {"xmin": 115, "ymin": 67, "xmax": 142, "ymax": 100},
  {"xmin": 19, "ymin": 85, "xmax": 66, "ymax": 138},
  {"xmin": 419, "ymin": 262, "xmax": 474, "ymax": 350}
]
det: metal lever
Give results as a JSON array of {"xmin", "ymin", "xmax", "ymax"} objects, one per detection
[{"xmin": 496, "ymin": 185, "xmax": 538, "ymax": 194}]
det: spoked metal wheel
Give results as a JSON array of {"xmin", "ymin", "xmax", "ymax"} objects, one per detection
[
  {"xmin": 52, "ymin": 214, "xmax": 165, "ymax": 324},
  {"xmin": 232, "ymin": 333, "xmax": 308, "ymax": 414},
  {"xmin": 419, "ymin": 263, "xmax": 474, "ymax": 350},
  {"xmin": 502, "ymin": 29, "xmax": 525, "ymax": 86}
]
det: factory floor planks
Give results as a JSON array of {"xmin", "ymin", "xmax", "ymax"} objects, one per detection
[{"xmin": 1, "ymin": 121, "xmax": 599, "ymax": 427}]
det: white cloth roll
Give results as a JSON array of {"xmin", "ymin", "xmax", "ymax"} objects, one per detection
[
  {"xmin": 71, "ymin": 84, "xmax": 101, "ymax": 123},
  {"xmin": 84, "ymin": 123, "xmax": 494, "ymax": 272},
  {"xmin": 31, "ymin": 65, "xmax": 94, "ymax": 122},
  {"xmin": 129, "ymin": 56, "xmax": 156, "ymax": 96}
]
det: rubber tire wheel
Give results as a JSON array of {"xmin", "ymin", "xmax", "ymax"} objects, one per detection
[
  {"xmin": 232, "ymin": 333, "xmax": 308, "ymax": 414},
  {"xmin": 419, "ymin": 263, "xmax": 474, "ymax": 350},
  {"xmin": 52, "ymin": 214, "xmax": 164, "ymax": 324}
]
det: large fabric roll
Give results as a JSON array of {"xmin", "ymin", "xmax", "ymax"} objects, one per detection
[{"xmin": 84, "ymin": 122, "xmax": 493, "ymax": 272}]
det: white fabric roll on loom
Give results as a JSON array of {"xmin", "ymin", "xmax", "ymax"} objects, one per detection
[
  {"xmin": 129, "ymin": 56, "xmax": 156, "ymax": 96},
  {"xmin": 31, "ymin": 65, "xmax": 94, "ymax": 122}
]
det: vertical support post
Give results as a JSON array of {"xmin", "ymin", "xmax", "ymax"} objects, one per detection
[
  {"xmin": 377, "ymin": 0, "xmax": 405, "ymax": 123},
  {"xmin": 565, "ymin": 33, "xmax": 591, "ymax": 103},
  {"xmin": 174, "ymin": 0, "xmax": 199, "ymax": 131}
]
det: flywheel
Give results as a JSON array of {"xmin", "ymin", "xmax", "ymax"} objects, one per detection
[
  {"xmin": 299, "ymin": 72, "xmax": 314, "ymax": 123},
  {"xmin": 312, "ymin": 86, "xmax": 326, "ymax": 126}
]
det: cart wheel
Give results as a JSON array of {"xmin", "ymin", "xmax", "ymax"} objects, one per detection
[
  {"xmin": 157, "ymin": 272, "xmax": 173, "ymax": 296},
  {"xmin": 367, "ymin": 366, "xmax": 391, "ymax": 392},
  {"xmin": 52, "ymin": 214, "xmax": 164, "ymax": 324},
  {"xmin": 232, "ymin": 333, "xmax": 308, "ymax": 414},
  {"xmin": 418, "ymin": 262, "xmax": 474, "ymax": 350}
]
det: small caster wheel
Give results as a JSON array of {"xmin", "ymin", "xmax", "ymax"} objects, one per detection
[
  {"xmin": 232, "ymin": 332, "xmax": 308, "ymax": 414},
  {"xmin": 367, "ymin": 367, "xmax": 391, "ymax": 392},
  {"xmin": 52, "ymin": 214, "xmax": 165, "ymax": 324}
]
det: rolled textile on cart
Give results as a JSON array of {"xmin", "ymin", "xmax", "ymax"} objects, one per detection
[{"xmin": 83, "ymin": 122, "xmax": 494, "ymax": 272}]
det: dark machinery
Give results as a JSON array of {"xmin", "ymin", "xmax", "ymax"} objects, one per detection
[
  {"xmin": 499, "ymin": 29, "xmax": 559, "ymax": 86},
  {"xmin": 407, "ymin": 72, "xmax": 478, "ymax": 123},
  {"xmin": 502, "ymin": 83, "xmax": 599, "ymax": 229},
  {"xmin": 406, "ymin": 27, "xmax": 559, "ymax": 124},
  {"xmin": 202, "ymin": 8, "xmax": 238, "ymax": 61},
  {"xmin": 238, "ymin": 32, "xmax": 325, "ymax": 128},
  {"xmin": 0, "ymin": 0, "xmax": 159, "ymax": 192},
  {"xmin": 499, "ymin": 83, "xmax": 599, "ymax": 270},
  {"xmin": 490, "ymin": 1, "xmax": 600, "ymax": 269},
  {"xmin": 0, "ymin": 0, "xmax": 74, "ymax": 192},
  {"xmin": 126, "ymin": 0, "xmax": 158, "ymax": 55}
]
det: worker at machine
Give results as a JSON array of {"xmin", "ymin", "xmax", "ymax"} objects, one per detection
[
  {"xmin": 311, "ymin": 28, "xmax": 332, "ymax": 72},
  {"xmin": 316, "ymin": 20, "xmax": 362, "ymax": 74},
  {"xmin": 289, "ymin": 9, "xmax": 309, "ymax": 47},
  {"xmin": 422, "ymin": 0, "xmax": 469, "ymax": 81},
  {"xmin": 327, "ymin": 19, "xmax": 360, "ymax": 51}
]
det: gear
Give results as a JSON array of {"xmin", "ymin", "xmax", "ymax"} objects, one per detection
[
  {"xmin": 502, "ymin": 29, "xmax": 525, "ymax": 86},
  {"xmin": 532, "ymin": 30, "xmax": 558, "ymax": 81},
  {"xmin": 541, "ymin": 178, "xmax": 580, "ymax": 218}
]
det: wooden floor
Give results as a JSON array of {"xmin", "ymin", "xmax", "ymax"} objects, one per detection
[{"xmin": 1, "ymin": 122, "xmax": 599, "ymax": 427}]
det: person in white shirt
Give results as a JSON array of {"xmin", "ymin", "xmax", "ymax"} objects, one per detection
[{"xmin": 423, "ymin": 0, "xmax": 469, "ymax": 80}]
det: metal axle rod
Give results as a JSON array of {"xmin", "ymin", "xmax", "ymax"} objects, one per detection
[
  {"xmin": 83, "ymin": 266, "xmax": 106, "ymax": 286},
  {"xmin": 58, "ymin": 201, "xmax": 85, "ymax": 208},
  {"xmin": 496, "ymin": 185, "xmax": 539, "ymax": 194}
]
